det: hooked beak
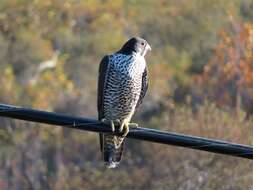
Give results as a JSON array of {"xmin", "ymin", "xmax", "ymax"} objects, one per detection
[
  {"xmin": 141, "ymin": 42, "xmax": 152, "ymax": 56},
  {"xmin": 146, "ymin": 43, "xmax": 152, "ymax": 51}
]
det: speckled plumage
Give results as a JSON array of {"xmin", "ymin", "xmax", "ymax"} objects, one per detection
[
  {"xmin": 97, "ymin": 37, "xmax": 150, "ymax": 168},
  {"xmin": 103, "ymin": 53, "xmax": 146, "ymax": 121}
]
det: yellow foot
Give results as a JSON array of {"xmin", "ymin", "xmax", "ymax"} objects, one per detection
[
  {"xmin": 128, "ymin": 123, "xmax": 139, "ymax": 128},
  {"xmin": 119, "ymin": 120, "xmax": 129, "ymax": 137},
  {"xmin": 119, "ymin": 121, "xmax": 138, "ymax": 137}
]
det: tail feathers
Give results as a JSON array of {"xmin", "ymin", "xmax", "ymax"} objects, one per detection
[
  {"xmin": 104, "ymin": 154, "xmax": 120, "ymax": 169},
  {"xmin": 100, "ymin": 133, "xmax": 124, "ymax": 168}
]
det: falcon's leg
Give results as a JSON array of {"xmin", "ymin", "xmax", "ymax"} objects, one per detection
[
  {"xmin": 119, "ymin": 119, "xmax": 129, "ymax": 137},
  {"xmin": 101, "ymin": 118, "xmax": 115, "ymax": 132},
  {"xmin": 101, "ymin": 119, "xmax": 122, "ymax": 148},
  {"xmin": 119, "ymin": 120, "xmax": 139, "ymax": 137}
]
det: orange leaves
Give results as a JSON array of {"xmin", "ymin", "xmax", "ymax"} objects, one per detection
[
  {"xmin": 239, "ymin": 60, "xmax": 253, "ymax": 85},
  {"xmin": 203, "ymin": 21, "xmax": 253, "ymax": 86},
  {"xmin": 196, "ymin": 19, "xmax": 253, "ymax": 109}
]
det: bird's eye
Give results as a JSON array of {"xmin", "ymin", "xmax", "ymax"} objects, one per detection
[{"xmin": 141, "ymin": 42, "xmax": 145, "ymax": 46}]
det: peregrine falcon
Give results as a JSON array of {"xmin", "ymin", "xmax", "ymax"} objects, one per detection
[{"xmin": 97, "ymin": 37, "xmax": 151, "ymax": 168}]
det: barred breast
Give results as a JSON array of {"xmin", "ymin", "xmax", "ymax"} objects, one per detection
[{"xmin": 103, "ymin": 53, "xmax": 146, "ymax": 121}]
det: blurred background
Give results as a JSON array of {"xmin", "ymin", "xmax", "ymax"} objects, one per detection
[{"xmin": 0, "ymin": 0, "xmax": 253, "ymax": 189}]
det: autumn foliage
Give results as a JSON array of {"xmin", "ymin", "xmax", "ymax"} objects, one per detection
[
  {"xmin": 195, "ymin": 19, "xmax": 253, "ymax": 116},
  {"xmin": 0, "ymin": 0, "xmax": 253, "ymax": 189}
]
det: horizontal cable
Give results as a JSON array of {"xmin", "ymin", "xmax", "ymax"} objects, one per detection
[{"xmin": 0, "ymin": 103, "xmax": 253, "ymax": 159}]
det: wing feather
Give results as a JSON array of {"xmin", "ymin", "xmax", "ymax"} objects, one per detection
[
  {"xmin": 97, "ymin": 55, "xmax": 110, "ymax": 152},
  {"xmin": 97, "ymin": 55, "xmax": 110, "ymax": 120},
  {"xmin": 136, "ymin": 66, "xmax": 148, "ymax": 108}
]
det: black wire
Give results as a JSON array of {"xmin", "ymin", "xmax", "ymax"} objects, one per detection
[{"xmin": 0, "ymin": 103, "xmax": 253, "ymax": 159}]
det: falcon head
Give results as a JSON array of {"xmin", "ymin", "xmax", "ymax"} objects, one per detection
[{"xmin": 119, "ymin": 37, "xmax": 151, "ymax": 56}]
